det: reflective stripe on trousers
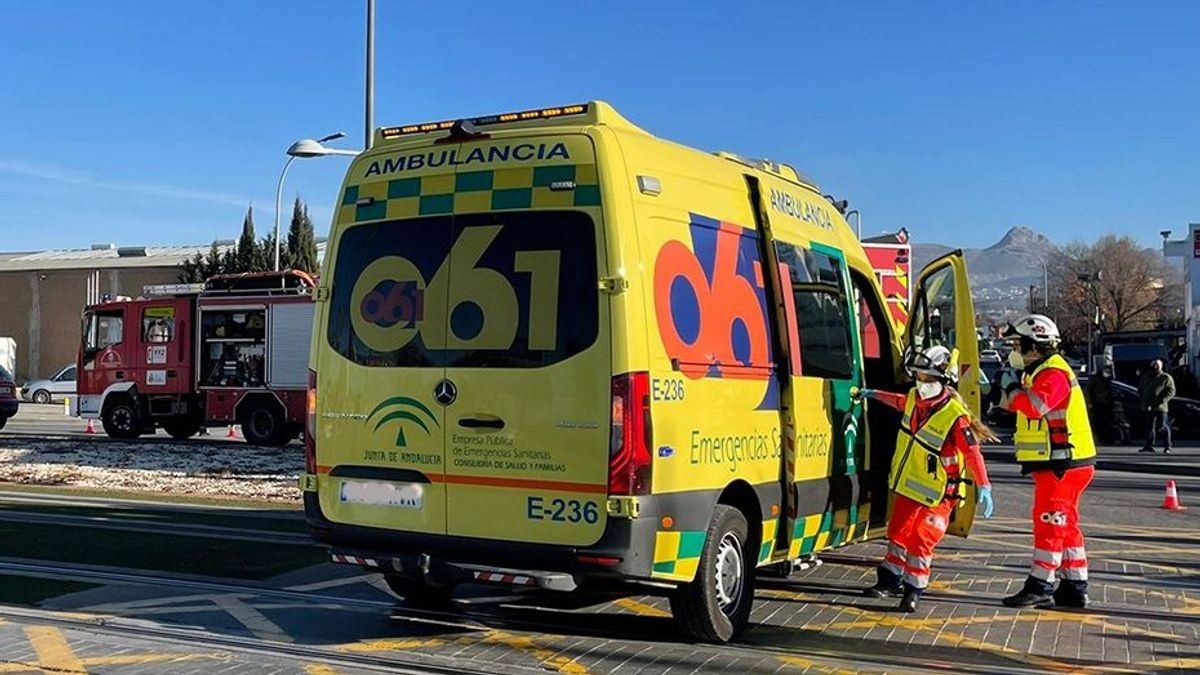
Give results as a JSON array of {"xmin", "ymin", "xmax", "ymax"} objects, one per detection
[
  {"xmin": 1060, "ymin": 546, "xmax": 1088, "ymax": 581},
  {"xmin": 883, "ymin": 542, "xmax": 906, "ymax": 577},
  {"xmin": 903, "ymin": 554, "xmax": 932, "ymax": 590}
]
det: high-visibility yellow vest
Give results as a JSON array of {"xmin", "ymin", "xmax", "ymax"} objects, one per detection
[
  {"xmin": 890, "ymin": 392, "xmax": 967, "ymax": 507},
  {"xmin": 1013, "ymin": 354, "xmax": 1096, "ymax": 464}
]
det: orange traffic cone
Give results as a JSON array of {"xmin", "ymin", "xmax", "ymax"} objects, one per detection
[
  {"xmin": 84, "ymin": 419, "xmax": 96, "ymax": 435},
  {"xmin": 226, "ymin": 425, "xmax": 240, "ymax": 440},
  {"xmin": 1162, "ymin": 480, "xmax": 1187, "ymax": 511}
]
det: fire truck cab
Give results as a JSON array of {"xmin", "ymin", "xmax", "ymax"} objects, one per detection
[{"xmin": 73, "ymin": 271, "xmax": 315, "ymax": 445}]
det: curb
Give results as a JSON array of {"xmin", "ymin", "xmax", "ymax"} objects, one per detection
[{"xmin": 982, "ymin": 451, "xmax": 1200, "ymax": 477}]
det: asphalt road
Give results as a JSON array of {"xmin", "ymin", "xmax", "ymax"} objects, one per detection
[
  {"xmin": 3, "ymin": 402, "xmax": 243, "ymax": 442},
  {"xmin": 0, "ymin": 449, "xmax": 1195, "ymax": 673}
]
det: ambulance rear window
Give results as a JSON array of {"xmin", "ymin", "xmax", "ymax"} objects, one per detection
[{"xmin": 327, "ymin": 211, "xmax": 599, "ymax": 369}]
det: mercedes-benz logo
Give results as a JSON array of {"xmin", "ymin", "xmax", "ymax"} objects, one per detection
[{"xmin": 434, "ymin": 380, "xmax": 457, "ymax": 406}]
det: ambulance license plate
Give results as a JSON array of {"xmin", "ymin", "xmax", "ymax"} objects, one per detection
[{"xmin": 339, "ymin": 479, "xmax": 424, "ymax": 510}]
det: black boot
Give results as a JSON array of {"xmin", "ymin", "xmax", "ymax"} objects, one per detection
[
  {"xmin": 1053, "ymin": 580, "xmax": 1089, "ymax": 609},
  {"xmin": 899, "ymin": 587, "xmax": 921, "ymax": 613},
  {"xmin": 864, "ymin": 565, "xmax": 903, "ymax": 598},
  {"xmin": 1002, "ymin": 577, "xmax": 1055, "ymax": 608}
]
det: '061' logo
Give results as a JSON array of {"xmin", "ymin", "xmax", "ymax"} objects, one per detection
[{"xmin": 653, "ymin": 213, "xmax": 771, "ymax": 380}]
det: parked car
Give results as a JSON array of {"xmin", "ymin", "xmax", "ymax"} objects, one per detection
[
  {"xmin": 1109, "ymin": 380, "xmax": 1200, "ymax": 441},
  {"xmin": 0, "ymin": 365, "xmax": 18, "ymax": 429},
  {"xmin": 22, "ymin": 364, "xmax": 77, "ymax": 404}
]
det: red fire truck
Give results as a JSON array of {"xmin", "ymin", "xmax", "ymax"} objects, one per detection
[{"xmin": 72, "ymin": 271, "xmax": 316, "ymax": 446}]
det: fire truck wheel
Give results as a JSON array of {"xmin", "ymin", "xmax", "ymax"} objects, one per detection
[
  {"xmin": 102, "ymin": 396, "xmax": 142, "ymax": 440},
  {"xmin": 162, "ymin": 418, "xmax": 202, "ymax": 440},
  {"xmin": 240, "ymin": 400, "xmax": 287, "ymax": 446}
]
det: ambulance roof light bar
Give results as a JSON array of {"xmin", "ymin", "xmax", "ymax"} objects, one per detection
[{"xmin": 380, "ymin": 104, "xmax": 590, "ymax": 140}]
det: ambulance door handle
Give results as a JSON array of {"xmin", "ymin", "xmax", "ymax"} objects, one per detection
[{"xmin": 458, "ymin": 417, "xmax": 505, "ymax": 431}]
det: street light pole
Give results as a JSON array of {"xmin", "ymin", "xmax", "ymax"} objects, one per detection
[
  {"xmin": 1035, "ymin": 256, "xmax": 1049, "ymax": 309},
  {"xmin": 365, "ymin": 0, "xmax": 375, "ymax": 150},
  {"xmin": 273, "ymin": 155, "xmax": 298, "ymax": 271},
  {"xmin": 845, "ymin": 209, "xmax": 862, "ymax": 239},
  {"xmin": 272, "ymin": 133, "xmax": 358, "ymax": 271}
]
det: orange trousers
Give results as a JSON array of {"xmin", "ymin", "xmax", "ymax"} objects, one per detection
[
  {"xmin": 880, "ymin": 494, "xmax": 956, "ymax": 591},
  {"xmin": 1029, "ymin": 465, "xmax": 1094, "ymax": 589}
]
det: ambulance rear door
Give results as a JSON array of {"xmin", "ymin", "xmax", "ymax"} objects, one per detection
[{"xmin": 903, "ymin": 250, "xmax": 981, "ymax": 536}]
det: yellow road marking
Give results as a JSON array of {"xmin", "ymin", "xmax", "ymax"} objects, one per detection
[
  {"xmin": 476, "ymin": 630, "xmax": 590, "ymax": 674},
  {"xmin": 305, "ymin": 665, "xmax": 339, "ymax": 675},
  {"xmin": 25, "ymin": 626, "xmax": 86, "ymax": 674},
  {"xmin": 613, "ymin": 597, "xmax": 670, "ymax": 617},
  {"xmin": 335, "ymin": 637, "xmax": 447, "ymax": 653},
  {"xmin": 758, "ymin": 588, "xmax": 1078, "ymax": 673},
  {"xmin": 81, "ymin": 653, "xmax": 223, "ymax": 667},
  {"xmin": 777, "ymin": 654, "xmax": 861, "ymax": 674}
]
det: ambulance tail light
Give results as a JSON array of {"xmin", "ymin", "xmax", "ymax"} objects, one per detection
[
  {"xmin": 609, "ymin": 372, "xmax": 652, "ymax": 496},
  {"xmin": 305, "ymin": 369, "xmax": 317, "ymax": 474}
]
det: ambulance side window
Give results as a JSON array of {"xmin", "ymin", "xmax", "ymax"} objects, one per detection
[
  {"xmin": 909, "ymin": 265, "xmax": 956, "ymax": 351},
  {"xmin": 775, "ymin": 243, "xmax": 854, "ymax": 380}
]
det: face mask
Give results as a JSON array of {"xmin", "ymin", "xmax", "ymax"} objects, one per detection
[
  {"xmin": 916, "ymin": 381, "xmax": 944, "ymax": 400},
  {"xmin": 1008, "ymin": 351, "xmax": 1025, "ymax": 370}
]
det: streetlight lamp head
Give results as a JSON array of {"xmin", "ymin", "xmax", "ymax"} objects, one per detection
[
  {"xmin": 1161, "ymin": 230, "xmax": 1172, "ymax": 242},
  {"xmin": 286, "ymin": 139, "xmax": 331, "ymax": 158}
]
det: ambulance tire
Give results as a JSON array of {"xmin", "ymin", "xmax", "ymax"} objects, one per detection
[
  {"xmin": 102, "ymin": 396, "xmax": 142, "ymax": 440},
  {"xmin": 670, "ymin": 505, "xmax": 755, "ymax": 643},
  {"xmin": 239, "ymin": 401, "xmax": 287, "ymax": 447},
  {"xmin": 162, "ymin": 418, "xmax": 202, "ymax": 440},
  {"xmin": 383, "ymin": 573, "xmax": 457, "ymax": 608}
]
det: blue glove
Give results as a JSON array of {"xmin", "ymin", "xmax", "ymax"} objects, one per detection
[
  {"xmin": 852, "ymin": 388, "xmax": 876, "ymax": 401},
  {"xmin": 977, "ymin": 486, "xmax": 994, "ymax": 519}
]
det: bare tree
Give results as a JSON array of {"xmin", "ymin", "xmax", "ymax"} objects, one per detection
[{"xmin": 1047, "ymin": 235, "xmax": 1181, "ymax": 344}]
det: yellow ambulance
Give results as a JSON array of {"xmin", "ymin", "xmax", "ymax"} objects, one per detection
[{"xmin": 303, "ymin": 102, "xmax": 980, "ymax": 643}]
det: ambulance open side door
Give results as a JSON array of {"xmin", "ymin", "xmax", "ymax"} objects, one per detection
[{"xmin": 903, "ymin": 250, "xmax": 981, "ymax": 537}]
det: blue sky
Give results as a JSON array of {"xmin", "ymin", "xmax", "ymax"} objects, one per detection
[{"xmin": 2, "ymin": 1, "xmax": 1197, "ymax": 251}]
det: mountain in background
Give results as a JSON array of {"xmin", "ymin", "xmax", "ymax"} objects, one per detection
[{"xmin": 911, "ymin": 225, "xmax": 1057, "ymax": 317}]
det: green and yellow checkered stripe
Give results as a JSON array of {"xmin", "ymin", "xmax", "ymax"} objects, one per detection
[
  {"xmin": 787, "ymin": 503, "xmax": 871, "ymax": 559},
  {"xmin": 759, "ymin": 518, "xmax": 779, "ymax": 563},
  {"xmin": 340, "ymin": 164, "xmax": 600, "ymax": 222},
  {"xmin": 651, "ymin": 530, "xmax": 706, "ymax": 581}
]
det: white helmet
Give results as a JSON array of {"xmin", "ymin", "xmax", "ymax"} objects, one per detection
[
  {"xmin": 904, "ymin": 344, "xmax": 958, "ymax": 384},
  {"xmin": 1003, "ymin": 314, "xmax": 1060, "ymax": 346}
]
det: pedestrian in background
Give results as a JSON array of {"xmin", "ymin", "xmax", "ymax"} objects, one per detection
[
  {"xmin": 999, "ymin": 315, "xmax": 1096, "ymax": 609},
  {"xmin": 1138, "ymin": 359, "xmax": 1175, "ymax": 454},
  {"xmin": 856, "ymin": 344, "xmax": 995, "ymax": 613}
]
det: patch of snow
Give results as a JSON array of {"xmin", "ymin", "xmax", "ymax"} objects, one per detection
[{"xmin": 0, "ymin": 438, "xmax": 302, "ymax": 501}]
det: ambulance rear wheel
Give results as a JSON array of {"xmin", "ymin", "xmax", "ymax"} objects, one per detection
[
  {"xmin": 102, "ymin": 396, "xmax": 142, "ymax": 440},
  {"xmin": 669, "ymin": 505, "xmax": 755, "ymax": 643},
  {"xmin": 239, "ymin": 401, "xmax": 286, "ymax": 446},
  {"xmin": 383, "ymin": 573, "xmax": 457, "ymax": 608}
]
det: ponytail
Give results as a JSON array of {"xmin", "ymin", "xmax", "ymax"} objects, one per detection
[{"xmin": 949, "ymin": 386, "xmax": 999, "ymax": 443}]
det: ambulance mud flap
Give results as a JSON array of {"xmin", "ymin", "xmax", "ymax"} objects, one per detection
[{"xmin": 329, "ymin": 549, "xmax": 578, "ymax": 592}]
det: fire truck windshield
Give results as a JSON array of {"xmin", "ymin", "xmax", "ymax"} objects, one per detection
[{"xmin": 83, "ymin": 311, "xmax": 123, "ymax": 354}]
